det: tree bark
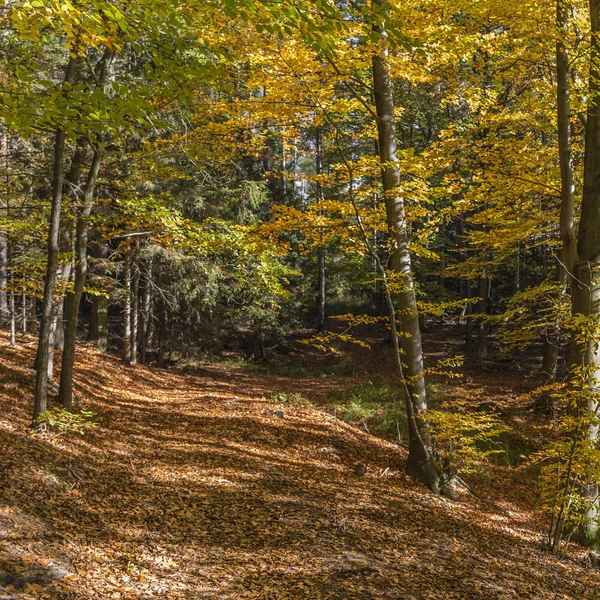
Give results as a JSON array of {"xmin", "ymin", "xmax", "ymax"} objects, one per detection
[
  {"xmin": 476, "ymin": 274, "xmax": 489, "ymax": 358},
  {"xmin": 157, "ymin": 296, "xmax": 168, "ymax": 368},
  {"xmin": 541, "ymin": 0, "xmax": 578, "ymax": 397},
  {"xmin": 21, "ymin": 293, "xmax": 27, "ymax": 334},
  {"xmin": 0, "ymin": 235, "xmax": 6, "ymax": 326},
  {"xmin": 316, "ymin": 127, "xmax": 326, "ymax": 333},
  {"xmin": 122, "ymin": 253, "xmax": 132, "ymax": 363},
  {"xmin": 33, "ymin": 56, "xmax": 78, "ymax": 426},
  {"xmin": 58, "ymin": 146, "xmax": 103, "ymax": 410},
  {"xmin": 371, "ymin": 0, "xmax": 447, "ymax": 494},
  {"xmin": 140, "ymin": 257, "xmax": 153, "ymax": 364},
  {"xmin": 130, "ymin": 241, "xmax": 140, "ymax": 366},
  {"xmin": 571, "ymin": 0, "xmax": 600, "ymax": 548},
  {"xmin": 89, "ymin": 241, "xmax": 110, "ymax": 351}
]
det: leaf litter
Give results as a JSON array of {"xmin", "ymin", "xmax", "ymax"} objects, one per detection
[{"xmin": 0, "ymin": 333, "xmax": 598, "ymax": 599}]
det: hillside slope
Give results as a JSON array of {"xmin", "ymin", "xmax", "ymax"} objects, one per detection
[{"xmin": 0, "ymin": 334, "xmax": 598, "ymax": 599}]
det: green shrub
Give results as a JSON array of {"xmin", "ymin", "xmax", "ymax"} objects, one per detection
[{"xmin": 35, "ymin": 408, "xmax": 98, "ymax": 437}]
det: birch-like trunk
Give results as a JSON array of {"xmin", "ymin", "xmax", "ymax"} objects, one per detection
[
  {"xmin": 122, "ymin": 254, "xmax": 132, "ymax": 363},
  {"xmin": 315, "ymin": 128, "xmax": 326, "ymax": 333},
  {"xmin": 571, "ymin": 0, "xmax": 600, "ymax": 548},
  {"xmin": 130, "ymin": 241, "xmax": 140, "ymax": 366},
  {"xmin": 371, "ymin": 0, "xmax": 447, "ymax": 494},
  {"xmin": 140, "ymin": 257, "xmax": 153, "ymax": 365}
]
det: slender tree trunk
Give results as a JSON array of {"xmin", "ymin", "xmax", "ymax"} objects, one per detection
[
  {"xmin": 542, "ymin": 0, "xmax": 578, "ymax": 391},
  {"xmin": 8, "ymin": 269, "xmax": 15, "ymax": 346},
  {"xmin": 21, "ymin": 293, "xmax": 27, "ymax": 334},
  {"xmin": 122, "ymin": 254, "xmax": 132, "ymax": 363},
  {"xmin": 371, "ymin": 0, "xmax": 447, "ymax": 494},
  {"xmin": 140, "ymin": 257, "xmax": 152, "ymax": 365},
  {"xmin": 316, "ymin": 128, "xmax": 326, "ymax": 333},
  {"xmin": 281, "ymin": 134, "xmax": 287, "ymax": 201},
  {"xmin": 157, "ymin": 297, "xmax": 167, "ymax": 368},
  {"xmin": 58, "ymin": 146, "xmax": 103, "ymax": 410},
  {"xmin": 0, "ymin": 235, "xmax": 7, "ymax": 326},
  {"xmin": 53, "ymin": 294, "xmax": 66, "ymax": 351},
  {"xmin": 465, "ymin": 279, "xmax": 474, "ymax": 353},
  {"xmin": 476, "ymin": 274, "xmax": 489, "ymax": 358},
  {"xmin": 130, "ymin": 241, "xmax": 140, "ymax": 366},
  {"xmin": 33, "ymin": 57, "xmax": 77, "ymax": 425},
  {"xmin": 0, "ymin": 131, "xmax": 8, "ymax": 326}
]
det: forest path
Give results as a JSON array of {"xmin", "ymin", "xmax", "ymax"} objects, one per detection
[{"xmin": 0, "ymin": 334, "xmax": 598, "ymax": 599}]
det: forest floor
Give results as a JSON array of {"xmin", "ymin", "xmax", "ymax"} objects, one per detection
[{"xmin": 0, "ymin": 329, "xmax": 599, "ymax": 599}]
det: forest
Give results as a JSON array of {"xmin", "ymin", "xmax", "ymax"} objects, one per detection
[{"xmin": 1, "ymin": 0, "xmax": 600, "ymax": 598}]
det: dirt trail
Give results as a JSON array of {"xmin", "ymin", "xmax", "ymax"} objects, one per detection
[{"xmin": 0, "ymin": 334, "xmax": 598, "ymax": 599}]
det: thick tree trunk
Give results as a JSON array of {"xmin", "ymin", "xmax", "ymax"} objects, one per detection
[
  {"xmin": 571, "ymin": 0, "xmax": 600, "ymax": 548},
  {"xmin": 33, "ymin": 57, "xmax": 77, "ymax": 425},
  {"xmin": 59, "ymin": 147, "xmax": 103, "ymax": 410},
  {"xmin": 371, "ymin": 0, "xmax": 447, "ymax": 494}
]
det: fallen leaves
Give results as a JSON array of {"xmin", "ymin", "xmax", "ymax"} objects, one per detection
[{"xmin": 0, "ymin": 332, "xmax": 598, "ymax": 598}]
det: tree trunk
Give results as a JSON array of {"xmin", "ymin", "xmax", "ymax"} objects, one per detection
[
  {"xmin": 33, "ymin": 57, "xmax": 78, "ymax": 426},
  {"xmin": 58, "ymin": 146, "xmax": 104, "ymax": 410},
  {"xmin": 8, "ymin": 272, "xmax": 15, "ymax": 346},
  {"xmin": 0, "ymin": 235, "xmax": 7, "ymax": 326},
  {"xmin": 316, "ymin": 127, "xmax": 326, "ymax": 333},
  {"xmin": 91, "ymin": 296, "xmax": 108, "ymax": 350},
  {"xmin": 140, "ymin": 257, "xmax": 153, "ymax": 365},
  {"xmin": 21, "ymin": 293, "xmax": 27, "ymax": 334},
  {"xmin": 130, "ymin": 241, "xmax": 140, "ymax": 366},
  {"xmin": 371, "ymin": 0, "xmax": 447, "ymax": 494},
  {"xmin": 122, "ymin": 254, "xmax": 132, "ymax": 363},
  {"xmin": 476, "ymin": 274, "xmax": 489, "ymax": 358},
  {"xmin": 541, "ymin": 0, "xmax": 578, "ymax": 395},
  {"xmin": 89, "ymin": 241, "xmax": 110, "ymax": 351},
  {"xmin": 465, "ymin": 279, "xmax": 474, "ymax": 354},
  {"xmin": 157, "ymin": 297, "xmax": 167, "ymax": 368},
  {"xmin": 571, "ymin": 0, "xmax": 600, "ymax": 548}
]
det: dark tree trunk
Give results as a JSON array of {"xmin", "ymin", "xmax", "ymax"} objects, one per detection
[
  {"xmin": 476, "ymin": 274, "xmax": 489, "ymax": 359},
  {"xmin": 539, "ymin": 0, "xmax": 578, "ymax": 409},
  {"xmin": 59, "ymin": 146, "xmax": 104, "ymax": 410},
  {"xmin": 157, "ymin": 297, "xmax": 168, "ymax": 368},
  {"xmin": 89, "ymin": 242, "xmax": 110, "ymax": 351},
  {"xmin": 33, "ymin": 57, "xmax": 78, "ymax": 426}
]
